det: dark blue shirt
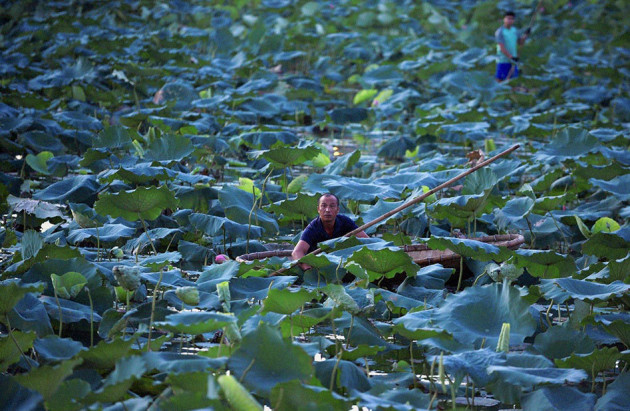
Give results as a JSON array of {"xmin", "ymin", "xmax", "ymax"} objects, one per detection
[{"xmin": 300, "ymin": 215, "xmax": 359, "ymax": 253}]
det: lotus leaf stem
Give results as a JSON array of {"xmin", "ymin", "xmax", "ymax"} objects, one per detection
[
  {"xmin": 456, "ymin": 257, "xmax": 464, "ymax": 292},
  {"xmin": 345, "ymin": 315, "xmax": 354, "ymax": 351},
  {"xmin": 329, "ymin": 353, "xmax": 343, "ymax": 392},
  {"xmin": 545, "ymin": 299, "xmax": 554, "ymax": 328},
  {"xmin": 5, "ymin": 314, "xmax": 34, "ymax": 370},
  {"xmin": 139, "ymin": 215, "xmax": 158, "ymax": 255},
  {"xmin": 239, "ymin": 358, "xmax": 256, "ymax": 383},
  {"xmin": 410, "ymin": 341, "xmax": 418, "ymax": 389},
  {"xmin": 87, "ymin": 288, "xmax": 94, "ymax": 348},
  {"xmin": 147, "ymin": 268, "xmax": 164, "ymax": 351},
  {"xmin": 547, "ymin": 211, "xmax": 569, "ymax": 253},
  {"xmin": 246, "ymin": 184, "xmax": 257, "ymax": 254},
  {"xmin": 96, "ymin": 226, "xmax": 100, "ymax": 262},
  {"xmin": 53, "ymin": 287, "xmax": 63, "ymax": 337}
]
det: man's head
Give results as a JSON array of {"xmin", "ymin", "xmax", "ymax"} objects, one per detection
[
  {"xmin": 503, "ymin": 11, "xmax": 515, "ymax": 28},
  {"xmin": 317, "ymin": 193, "xmax": 339, "ymax": 224}
]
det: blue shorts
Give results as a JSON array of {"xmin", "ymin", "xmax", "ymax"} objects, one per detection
[{"xmin": 495, "ymin": 62, "xmax": 518, "ymax": 81}]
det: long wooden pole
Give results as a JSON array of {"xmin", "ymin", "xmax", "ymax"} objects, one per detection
[{"xmin": 270, "ymin": 144, "xmax": 520, "ymax": 276}]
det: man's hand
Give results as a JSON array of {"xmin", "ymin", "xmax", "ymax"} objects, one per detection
[
  {"xmin": 298, "ymin": 262, "xmax": 313, "ymax": 271},
  {"xmin": 511, "ymin": 57, "xmax": 519, "ymax": 63},
  {"xmin": 524, "ymin": 27, "xmax": 531, "ymax": 35}
]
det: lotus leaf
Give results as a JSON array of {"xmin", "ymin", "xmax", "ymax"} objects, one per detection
[
  {"xmin": 539, "ymin": 278, "xmax": 630, "ymax": 303},
  {"xmin": 533, "ymin": 325, "xmax": 594, "ymax": 360},
  {"xmin": 261, "ymin": 287, "xmax": 317, "ymax": 315},
  {"xmin": 521, "ymin": 386, "xmax": 597, "ymax": 411},
  {"xmin": 0, "ymin": 331, "xmax": 36, "ymax": 372},
  {"xmin": 595, "ymin": 372, "xmax": 630, "ymax": 411},
  {"xmin": 0, "ymin": 279, "xmax": 45, "ymax": 315},
  {"xmin": 271, "ymin": 380, "xmax": 352, "ymax": 411},
  {"xmin": 33, "ymin": 335, "xmax": 86, "ymax": 362},
  {"xmin": 95, "ymin": 185, "xmax": 178, "ymax": 222},
  {"xmin": 345, "ymin": 246, "xmax": 418, "ymax": 282},
  {"xmin": 156, "ymin": 311, "xmax": 236, "ymax": 335},
  {"xmin": 433, "ymin": 283, "xmax": 536, "ymax": 347},
  {"xmin": 228, "ymin": 322, "xmax": 313, "ymax": 396},
  {"xmin": 582, "ymin": 227, "xmax": 630, "ymax": 259}
]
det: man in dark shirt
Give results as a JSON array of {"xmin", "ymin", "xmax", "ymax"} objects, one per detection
[{"xmin": 292, "ymin": 193, "xmax": 368, "ymax": 269}]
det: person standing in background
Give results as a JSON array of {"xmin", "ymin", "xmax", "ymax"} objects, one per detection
[{"xmin": 495, "ymin": 11, "xmax": 530, "ymax": 82}]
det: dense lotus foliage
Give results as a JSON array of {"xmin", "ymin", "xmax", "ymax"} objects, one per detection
[{"xmin": 1, "ymin": 0, "xmax": 629, "ymax": 409}]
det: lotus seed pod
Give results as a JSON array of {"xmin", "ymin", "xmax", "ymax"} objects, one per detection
[
  {"xmin": 500, "ymin": 263, "xmax": 523, "ymax": 283},
  {"xmin": 113, "ymin": 265, "xmax": 140, "ymax": 291},
  {"xmin": 175, "ymin": 286, "xmax": 199, "ymax": 306}
]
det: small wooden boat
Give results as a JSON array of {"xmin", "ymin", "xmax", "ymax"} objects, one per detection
[{"xmin": 236, "ymin": 234, "xmax": 525, "ymax": 267}]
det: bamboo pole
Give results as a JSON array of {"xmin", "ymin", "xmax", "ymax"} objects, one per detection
[{"xmin": 270, "ymin": 144, "xmax": 520, "ymax": 276}]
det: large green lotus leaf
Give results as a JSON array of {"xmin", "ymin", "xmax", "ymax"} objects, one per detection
[
  {"xmin": 521, "ymin": 386, "xmax": 597, "ymax": 411},
  {"xmin": 40, "ymin": 295, "xmax": 102, "ymax": 324},
  {"xmin": 25, "ymin": 151, "xmax": 53, "ymax": 176},
  {"xmin": 188, "ymin": 213, "xmax": 263, "ymax": 241},
  {"xmin": 251, "ymin": 142, "xmax": 321, "ymax": 167},
  {"xmin": 590, "ymin": 175, "xmax": 630, "ymax": 201},
  {"xmin": 320, "ymin": 175, "xmax": 401, "ymax": 202},
  {"xmin": 433, "ymin": 283, "xmax": 536, "ymax": 347},
  {"xmin": 165, "ymin": 371, "xmax": 209, "ymax": 394},
  {"xmin": 534, "ymin": 128, "xmax": 599, "ymax": 161},
  {"xmin": 595, "ymin": 371, "xmax": 630, "ymax": 411},
  {"xmin": 320, "ymin": 284, "xmax": 361, "ymax": 315},
  {"xmin": 0, "ymin": 331, "xmax": 36, "ymax": 372},
  {"xmin": 218, "ymin": 185, "xmax": 279, "ymax": 234},
  {"xmin": 375, "ymin": 289, "xmax": 427, "ymax": 314},
  {"xmin": 33, "ymin": 335, "xmax": 85, "ymax": 363},
  {"xmin": 21, "ymin": 230, "xmax": 42, "ymax": 261},
  {"xmin": 377, "ymin": 136, "xmax": 416, "ymax": 159},
  {"xmin": 329, "ymin": 108, "xmax": 369, "ymax": 124},
  {"xmin": 68, "ymin": 202, "xmax": 107, "ymax": 228},
  {"xmin": 0, "ymin": 280, "xmax": 45, "ymax": 315},
  {"xmin": 358, "ymin": 199, "xmax": 407, "ymax": 233},
  {"xmin": 345, "ymin": 246, "xmax": 418, "ymax": 282},
  {"xmin": 53, "ymin": 111, "xmax": 102, "ymax": 131},
  {"xmin": 512, "ymin": 249, "xmax": 576, "ymax": 278},
  {"xmin": 429, "ymin": 193, "xmax": 491, "ymax": 222},
  {"xmin": 123, "ymin": 227, "xmax": 181, "ymax": 254},
  {"xmin": 7, "ymin": 294, "xmax": 53, "ymax": 337},
  {"xmin": 0, "ymin": 374, "xmax": 43, "ymax": 411},
  {"xmin": 44, "ymin": 378, "xmax": 90, "ymax": 411},
  {"xmin": 533, "ymin": 194, "xmax": 569, "ymax": 214},
  {"xmin": 22, "ymin": 257, "xmax": 101, "ymax": 294},
  {"xmin": 95, "ymin": 185, "xmax": 178, "ymax": 222},
  {"xmin": 280, "ymin": 308, "xmax": 337, "ymax": 338},
  {"xmin": 362, "ymin": 65, "xmax": 403, "ymax": 86},
  {"xmin": 238, "ymin": 97, "xmax": 281, "ymax": 118},
  {"xmin": 402, "ymin": 264, "xmax": 454, "ymax": 290},
  {"xmin": 7, "ymin": 196, "xmax": 65, "ymax": 220},
  {"xmin": 227, "ymin": 322, "xmax": 313, "ymax": 397},
  {"xmin": 79, "ymin": 336, "xmax": 137, "ymax": 370},
  {"xmin": 33, "ymin": 175, "xmax": 101, "ymax": 204},
  {"xmin": 539, "ymin": 278, "xmax": 630, "ymax": 303},
  {"xmin": 356, "ymin": 388, "xmax": 431, "ymax": 411},
  {"xmin": 555, "ymin": 346, "xmax": 622, "ymax": 376},
  {"xmin": 439, "ymin": 71, "xmax": 502, "ymax": 100},
  {"xmin": 599, "ymin": 147, "xmax": 630, "ymax": 167},
  {"xmin": 99, "ymin": 164, "xmax": 175, "ymax": 184},
  {"xmin": 270, "ymin": 380, "xmax": 352, "ymax": 411},
  {"xmin": 493, "ymin": 197, "xmax": 534, "ymax": 230},
  {"xmin": 314, "ymin": 359, "xmax": 370, "ymax": 393},
  {"xmin": 238, "ymin": 131, "xmax": 298, "ymax": 149},
  {"xmin": 14, "ymin": 357, "xmax": 83, "ymax": 400},
  {"xmin": 462, "ymin": 167, "xmax": 498, "ymax": 195},
  {"xmin": 392, "ymin": 309, "xmax": 449, "ymax": 341},
  {"xmin": 582, "ymin": 227, "xmax": 630, "ymax": 259},
  {"xmin": 333, "ymin": 315, "xmax": 389, "ymax": 347},
  {"xmin": 144, "ymin": 134, "xmax": 194, "ymax": 162},
  {"xmin": 487, "ymin": 366, "xmax": 587, "ymax": 389},
  {"xmin": 67, "ymin": 223, "xmax": 136, "ymax": 245},
  {"xmin": 142, "ymin": 351, "xmax": 225, "ymax": 374},
  {"xmin": 82, "ymin": 356, "xmax": 147, "ymax": 404},
  {"xmin": 563, "ymin": 85, "xmax": 613, "ymax": 104},
  {"xmin": 27, "ymin": 57, "xmax": 94, "ymax": 89},
  {"xmin": 595, "ymin": 313, "xmax": 630, "ymax": 348},
  {"xmin": 140, "ymin": 251, "xmax": 182, "ymax": 270},
  {"xmin": 435, "ymin": 348, "xmax": 506, "ymax": 387},
  {"xmin": 50, "ymin": 272, "xmax": 87, "ymax": 299},
  {"xmin": 532, "ymin": 325, "xmax": 594, "ymax": 359},
  {"xmin": 20, "ymin": 130, "xmax": 65, "ymax": 154},
  {"xmin": 265, "ymin": 193, "xmax": 317, "ymax": 224},
  {"xmin": 196, "ymin": 260, "xmax": 240, "ymax": 290},
  {"xmin": 155, "ymin": 311, "xmax": 236, "ymax": 335},
  {"xmin": 230, "ymin": 276, "xmax": 298, "ymax": 300},
  {"xmin": 92, "ymin": 126, "xmax": 135, "ymax": 149},
  {"xmin": 425, "ymin": 236, "xmax": 512, "ymax": 262},
  {"xmin": 261, "ymin": 287, "xmax": 317, "ymax": 315},
  {"xmin": 324, "ymin": 149, "xmax": 361, "ymax": 175}
]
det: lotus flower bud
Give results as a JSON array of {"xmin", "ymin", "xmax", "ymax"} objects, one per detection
[
  {"xmin": 175, "ymin": 286, "xmax": 199, "ymax": 306},
  {"xmin": 496, "ymin": 322, "xmax": 511, "ymax": 353},
  {"xmin": 215, "ymin": 254, "xmax": 229, "ymax": 264},
  {"xmin": 113, "ymin": 265, "xmax": 140, "ymax": 291}
]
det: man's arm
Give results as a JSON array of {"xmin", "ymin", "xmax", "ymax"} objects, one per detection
[
  {"xmin": 495, "ymin": 28, "xmax": 513, "ymax": 60},
  {"xmin": 291, "ymin": 240, "xmax": 312, "ymax": 270},
  {"xmin": 518, "ymin": 31, "xmax": 528, "ymax": 45},
  {"xmin": 498, "ymin": 42, "xmax": 513, "ymax": 59},
  {"xmin": 355, "ymin": 230, "xmax": 369, "ymax": 238}
]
